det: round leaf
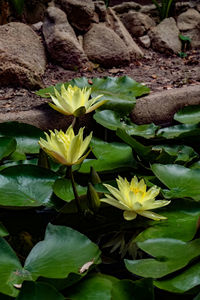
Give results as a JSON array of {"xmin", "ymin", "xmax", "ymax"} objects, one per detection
[
  {"xmin": 174, "ymin": 105, "xmax": 200, "ymax": 124},
  {"xmin": 0, "ymin": 165, "xmax": 57, "ymax": 207},
  {"xmin": 24, "ymin": 224, "xmax": 101, "ymax": 280},
  {"xmin": 0, "ymin": 137, "xmax": 16, "ymax": 160},
  {"xmin": 53, "ymin": 178, "xmax": 87, "ymax": 202},
  {"xmin": 0, "ymin": 122, "xmax": 44, "ymax": 154}
]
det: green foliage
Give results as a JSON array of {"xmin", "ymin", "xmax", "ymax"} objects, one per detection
[
  {"xmin": 2, "ymin": 78, "xmax": 200, "ymax": 298},
  {"xmin": 151, "ymin": 0, "xmax": 175, "ymax": 20}
]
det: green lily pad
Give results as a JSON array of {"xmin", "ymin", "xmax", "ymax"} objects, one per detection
[
  {"xmin": 16, "ymin": 282, "xmax": 65, "ymax": 300},
  {"xmin": 94, "ymin": 110, "xmax": 158, "ymax": 138},
  {"xmin": 0, "ymin": 137, "xmax": 16, "ymax": 161},
  {"xmin": 79, "ymin": 137, "xmax": 136, "ymax": 173},
  {"xmin": 0, "ymin": 122, "xmax": 44, "ymax": 154},
  {"xmin": 125, "ymin": 238, "xmax": 200, "ymax": 279},
  {"xmin": 154, "ymin": 262, "xmax": 200, "ymax": 293},
  {"xmin": 0, "ymin": 165, "xmax": 57, "ymax": 207},
  {"xmin": 152, "ymin": 164, "xmax": 200, "ymax": 201},
  {"xmin": 0, "ymin": 223, "xmax": 9, "ymax": 237},
  {"xmin": 156, "ymin": 124, "xmax": 200, "ymax": 139},
  {"xmin": 174, "ymin": 105, "xmax": 200, "ymax": 124},
  {"xmin": 24, "ymin": 224, "xmax": 101, "ymax": 280},
  {"xmin": 53, "ymin": 178, "xmax": 87, "ymax": 202},
  {"xmin": 0, "ymin": 237, "xmax": 23, "ymax": 297}
]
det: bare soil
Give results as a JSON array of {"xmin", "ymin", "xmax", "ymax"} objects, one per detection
[{"xmin": 0, "ymin": 48, "xmax": 200, "ymax": 114}]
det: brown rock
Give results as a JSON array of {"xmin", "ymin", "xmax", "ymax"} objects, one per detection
[
  {"xmin": 83, "ymin": 23, "xmax": 130, "ymax": 67},
  {"xmin": 120, "ymin": 11, "xmax": 156, "ymax": 37},
  {"xmin": 106, "ymin": 8, "xmax": 144, "ymax": 59},
  {"xmin": 177, "ymin": 8, "xmax": 200, "ymax": 31},
  {"xmin": 149, "ymin": 18, "xmax": 182, "ymax": 54},
  {"xmin": 131, "ymin": 85, "xmax": 200, "ymax": 125},
  {"xmin": 43, "ymin": 7, "xmax": 88, "ymax": 70},
  {"xmin": 55, "ymin": 0, "xmax": 95, "ymax": 31},
  {"xmin": 0, "ymin": 22, "xmax": 46, "ymax": 89},
  {"xmin": 112, "ymin": 1, "xmax": 141, "ymax": 14}
]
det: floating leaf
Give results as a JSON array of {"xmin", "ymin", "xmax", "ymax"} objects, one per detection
[
  {"xmin": 0, "ymin": 122, "xmax": 44, "ymax": 154},
  {"xmin": 157, "ymin": 124, "xmax": 200, "ymax": 139},
  {"xmin": 94, "ymin": 110, "xmax": 158, "ymax": 138},
  {"xmin": 0, "ymin": 137, "xmax": 16, "ymax": 161},
  {"xmin": 0, "ymin": 223, "xmax": 9, "ymax": 237},
  {"xmin": 24, "ymin": 224, "xmax": 101, "ymax": 280},
  {"xmin": 79, "ymin": 137, "xmax": 136, "ymax": 173},
  {"xmin": 152, "ymin": 164, "xmax": 200, "ymax": 201},
  {"xmin": 111, "ymin": 279, "xmax": 154, "ymax": 300},
  {"xmin": 0, "ymin": 238, "xmax": 23, "ymax": 297},
  {"xmin": 16, "ymin": 282, "xmax": 65, "ymax": 300},
  {"xmin": 154, "ymin": 262, "xmax": 200, "ymax": 293},
  {"xmin": 0, "ymin": 165, "xmax": 57, "ymax": 207},
  {"xmin": 174, "ymin": 105, "xmax": 200, "ymax": 124},
  {"xmin": 135, "ymin": 205, "xmax": 200, "ymax": 242},
  {"xmin": 53, "ymin": 178, "xmax": 87, "ymax": 202},
  {"xmin": 125, "ymin": 238, "xmax": 200, "ymax": 279}
]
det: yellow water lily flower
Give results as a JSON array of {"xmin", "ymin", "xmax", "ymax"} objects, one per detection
[
  {"xmin": 39, "ymin": 125, "xmax": 92, "ymax": 166},
  {"xmin": 49, "ymin": 84, "xmax": 107, "ymax": 117},
  {"xmin": 101, "ymin": 176, "xmax": 170, "ymax": 221}
]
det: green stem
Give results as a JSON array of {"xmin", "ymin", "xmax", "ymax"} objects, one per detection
[{"xmin": 68, "ymin": 166, "xmax": 81, "ymax": 213}]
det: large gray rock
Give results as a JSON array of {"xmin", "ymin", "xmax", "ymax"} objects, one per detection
[
  {"xmin": 149, "ymin": 18, "xmax": 182, "ymax": 54},
  {"xmin": 177, "ymin": 8, "xmax": 200, "ymax": 48},
  {"xmin": 0, "ymin": 22, "xmax": 46, "ymax": 89},
  {"xmin": 43, "ymin": 7, "xmax": 88, "ymax": 70},
  {"xmin": 120, "ymin": 11, "xmax": 156, "ymax": 37},
  {"xmin": 106, "ymin": 8, "xmax": 144, "ymax": 59},
  {"xmin": 83, "ymin": 23, "xmax": 130, "ymax": 67},
  {"xmin": 177, "ymin": 8, "xmax": 200, "ymax": 30},
  {"xmin": 56, "ymin": 0, "xmax": 95, "ymax": 31}
]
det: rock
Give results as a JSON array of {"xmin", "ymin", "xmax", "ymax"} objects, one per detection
[
  {"xmin": 94, "ymin": 0, "xmax": 107, "ymax": 22},
  {"xmin": 177, "ymin": 8, "xmax": 200, "ymax": 48},
  {"xmin": 83, "ymin": 23, "xmax": 130, "ymax": 67},
  {"xmin": 106, "ymin": 8, "xmax": 144, "ymax": 59},
  {"xmin": 112, "ymin": 2, "xmax": 141, "ymax": 14},
  {"xmin": 43, "ymin": 7, "xmax": 88, "ymax": 70},
  {"xmin": 139, "ymin": 35, "xmax": 151, "ymax": 48},
  {"xmin": 55, "ymin": 0, "xmax": 95, "ymax": 31},
  {"xmin": 149, "ymin": 18, "xmax": 181, "ymax": 54},
  {"xmin": 177, "ymin": 8, "xmax": 200, "ymax": 31},
  {"xmin": 0, "ymin": 22, "xmax": 46, "ymax": 89},
  {"xmin": 131, "ymin": 85, "xmax": 200, "ymax": 125},
  {"xmin": 120, "ymin": 11, "xmax": 155, "ymax": 37}
]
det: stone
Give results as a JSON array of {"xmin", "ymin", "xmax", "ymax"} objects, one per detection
[
  {"xmin": 83, "ymin": 23, "xmax": 130, "ymax": 67},
  {"xmin": 0, "ymin": 22, "xmax": 46, "ymax": 89},
  {"xmin": 131, "ymin": 85, "xmax": 200, "ymax": 125},
  {"xmin": 94, "ymin": 0, "xmax": 107, "ymax": 22},
  {"xmin": 139, "ymin": 35, "xmax": 151, "ymax": 48},
  {"xmin": 177, "ymin": 8, "xmax": 200, "ymax": 48},
  {"xmin": 106, "ymin": 8, "xmax": 144, "ymax": 59},
  {"xmin": 120, "ymin": 11, "xmax": 156, "ymax": 37},
  {"xmin": 43, "ymin": 7, "xmax": 88, "ymax": 70},
  {"xmin": 149, "ymin": 18, "xmax": 182, "ymax": 54},
  {"xmin": 55, "ymin": 0, "xmax": 95, "ymax": 31},
  {"xmin": 177, "ymin": 8, "xmax": 200, "ymax": 31},
  {"xmin": 112, "ymin": 2, "xmax": 141, "ymax": 14}
]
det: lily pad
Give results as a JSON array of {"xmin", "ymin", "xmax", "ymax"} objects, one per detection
[
  {"xmin": 0, "ymin": 122, "xmax": 44, "ymax": 154},
  {"xmin": 53, "ymin": 178, "xmax": 87, "ymax": 202},
  {"xmin": 152, "ymin": 164, "xmax": 200, "ymax": 201},
  {"xmin": 79, "ymin": 137, "xmax": 136, "ymax": 173},
  {"xmin": 24, "ymin": 224, "xmax": 101, "ymax": 280},
  {"xmin": 0, "ymin": 165, "xmax": 57, "ymax": 207},
  {"xmin": 125, "ymin": 238, "xmax": 200, "ymax": 279},
  {"xmin": 174, "ymin": 105, "xmax": 200, "ymax": 124}
]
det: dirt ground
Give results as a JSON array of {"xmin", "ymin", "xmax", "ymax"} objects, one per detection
[{"xmin": 0, "ymin": 47, "xmax": 200, "ymax": 114}]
